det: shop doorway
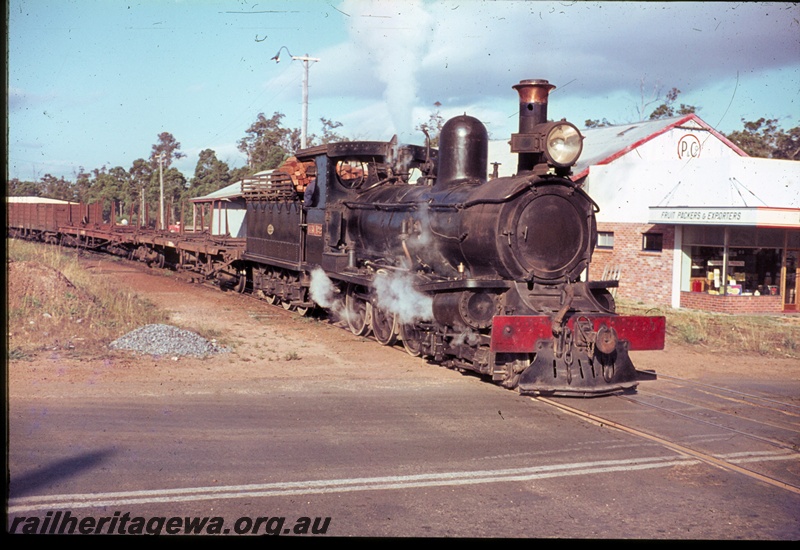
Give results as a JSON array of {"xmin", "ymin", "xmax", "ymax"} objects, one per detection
[{"xmin": 783, "ymin": 250, "xmax": 799, "ymax": 312}]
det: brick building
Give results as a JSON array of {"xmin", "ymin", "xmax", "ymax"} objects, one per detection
[{"xmin": 488, "ymin": 114, "xmax": 800, "ymax": 314}]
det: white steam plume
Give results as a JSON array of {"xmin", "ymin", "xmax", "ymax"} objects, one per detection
[
  {"xmin": 310, "ymin": 267, "xmax": 348, "ymax": 321},
  {"xmin": 451, "ymin": 327, "xmax": 481, "ymax": 347},
  {"xmin": 413, "ymin": 202, "xmax": 432, "ymax": 247},
  {"xmin": 372, "ymin": 270, "xmax": 433, "ymax": 325},
  {"xmin": 311, "ymin": 267, "xmax": 433, "ymax": 328},
  {"xmin": 342, "ymin": 0, "xmax": 433, "ymax": 141}
]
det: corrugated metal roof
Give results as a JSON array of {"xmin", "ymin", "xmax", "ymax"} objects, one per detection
[
  {"xmin": 189, "ymin": 170, "xmax": 273, "ymax": 202},
  {"xmin": 488, "ymin": 114, "xmax": 748, "ymax": 181},
  {"xmin": 572, "ymin": 114, "xmax": 748, "ymax": 180},
  {"xmin": 189, "ymin": 181, "xmax": 242, "ymax": 202}
]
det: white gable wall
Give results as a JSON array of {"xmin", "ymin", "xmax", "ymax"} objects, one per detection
[
  {"xmin": 585, "ymin": 156, "xmax": 800, "ymax": 224},
  {"xmin": 209, "ymin": 199, "xmax": 247, "ymax": 238},
  {"xmin": 601, "ymin": 124, "xmax": 743, "ymax": 169}
]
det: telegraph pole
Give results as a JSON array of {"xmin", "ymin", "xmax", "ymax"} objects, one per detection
[
  {"xmin": 271, "ymin": 47, "xmax": 320, "ymax": 149},
  {"xmin": 158, "ymin": 151, "xmax": 165, "ymax": 230},
  {"xmin": 140, "ymin": 187, "xmax": 145, "ymax": 227}
]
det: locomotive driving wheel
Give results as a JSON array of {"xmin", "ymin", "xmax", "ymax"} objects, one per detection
[
  {"xmin": 370, "ymin": 305, "xmax": 397, "ymax": 346},
  {"xmin": 345, "ymin": 283, "xmax": 372, "ymax": 336},
  {"xmin": 399, "ymin": 323, "xmax": 423, "ymax": 357}
]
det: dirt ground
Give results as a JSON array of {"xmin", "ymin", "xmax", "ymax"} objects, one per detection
[{"xmin": 7, "ymin": 256, "xmax": 799, "ymax": 400}]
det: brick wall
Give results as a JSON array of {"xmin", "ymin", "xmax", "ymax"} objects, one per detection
[
  {"xmin": 589, "ymin": 222, "xmax": 675, "ymax": 307},
  {"xmin": 680, "ymin": 292, "xmax": 783, "ymax": 314}
]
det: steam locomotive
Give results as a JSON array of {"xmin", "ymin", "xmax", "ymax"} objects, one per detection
[
  {"xmin": 7, "ymin": 78, "xmax": 665, "ymax": 397},
  {"xmin": 239, "ymin": 78, "xmax": 664, "ymax": 396}
]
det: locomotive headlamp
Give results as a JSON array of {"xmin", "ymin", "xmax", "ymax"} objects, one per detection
[
  {"xmin": 510, "ymin": 119, "xmax": 584, "ymax": 171},
  {"xmin": 543, "ymin": 121, "xmax": 583, "ymax": 168}
]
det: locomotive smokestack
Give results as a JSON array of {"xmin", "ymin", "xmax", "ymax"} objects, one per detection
[
  {"xmin": 512, "ymin": 79, "xmax": 556, "ymax": 173},
  {"xmin": 513, "ymin": 79, "xmax": 555, "ymax": 132}
]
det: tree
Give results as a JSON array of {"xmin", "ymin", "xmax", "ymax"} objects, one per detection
[
  {"xmin": 145, "ymin": 133, "xmax": 186, "ymax": 227},
  {"xmin": 237, "ymin": 112, "xmax": 294, "ymax": 172},
  {"xmin": 188, "ymin": 149, "xmax": 231, "ymax": 199},
  {"xmin": 150, "ymin": 132, "xmax": 186, "ymax": 169},
  {"xmin": 283, "ymin": 126, "xmax": 303, "ymax": 154},
  {"xmin": 40, "ymin": 174, "xmax": 75, "ymax": 202},
  {"xmin": 725, "ymin": 118, "xmax": 800, "ymax": 160},
  {"xmin": 74, "ymin": 168, "xmax": 93, "ymax": 204},
  {"xmin": 229, "ymin": 165, "xmax": 253, "ymax": 185},
  {"xmin": 632, "ymin": 79, "xmax": 697, "ymax": 121},
  {"xmin": 774, "ymin": 126, "xmax": 800, "ymax": 160},
  {"xmin": 7, "ymin": 178, "xmax": 42, "ymax": 197},
  {"xmin": 108, "ymin": 166, "xmax": 135, "ymax": 218},
  {"xmin": 648, "ymin": 87, "xmax": 696, "ymax": 120},
  {"xmin": 416, "ymin": 102, "xmax": 445, "ymax": 147},
  {"xmin": 86, "ymin": 168, "xmax": 116, "ymax": 219},
  {"xmin": 163, "ymin": 168, "xmax": 187, "ymax": 225},
  {"xmin": 584, "ymin": 118, "xmax": 612, "ymax": 129},
  {"xmin": 129, "ymin": 158, "xmax": 154, "ymax": 225},
  {"xmin": 290, "ymin": 117, "xmax": 348, "ymax": 149},
  {"xmin": 316, "ymin": 117, "xmax": 348, "ymax": 145},
  {"xmin": 144, "ymin": 166, "xmax": 186, "ymax": 226}
]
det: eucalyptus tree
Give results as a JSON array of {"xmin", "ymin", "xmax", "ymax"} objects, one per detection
[
  {"xmin": 188, "ymin": 149, "xmax": 232, "ymax": 199},
  {"xmin": 128, "ymin": 158, "xmax": 154, "ymax": 225},
  {"xmin": 39, "ymin": 174, "xmax": 76, "ymax": 202},
  {"xmin": 725, "ymin": 118, "xmax": 800, "ymax": 160},
  {"xmin": 237, "ymin": 112, "xmax": 293, "ymax": 172},
  {"xmin": 159, "ymin": 167, "xmax": 187, "ymax": 226},
  {"xmin": 74, "ymin": 168, "xmax": 93, "ymax": 204},
  {"xmin": 415, "ymin": 103, "xmax": 445, "ymax": 147},
  {"xmin": 316, "ymin": 117, "xmax": 349, "ymax": 145},
  {"xmin": 149, "ymin": 132, "xmax": 186, "ymax": 169},
  {"xmin": 7, "ymin": 178, "xmax": 42, "ymax": 197}
]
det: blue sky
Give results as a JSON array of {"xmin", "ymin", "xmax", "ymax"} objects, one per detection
[{"xmin": 7, "ymin": 0, "xmax": 800, "ymax": 183}]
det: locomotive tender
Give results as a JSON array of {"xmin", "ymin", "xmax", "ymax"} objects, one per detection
[{"xmin": 7, "ymin": 78, "xmax": 665, "ymax": 397}]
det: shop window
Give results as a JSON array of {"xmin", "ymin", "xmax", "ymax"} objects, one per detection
[
  {"xmin": 688, "ymin": 245, "xmax": 782, "ymax": 295},
  {"xmin": 597, "ymin": 231, "xmax": 614, "ymax": 249},
  {"xmin": 642, "ymin": 232, "xmax": 663, "ymax": 252}
]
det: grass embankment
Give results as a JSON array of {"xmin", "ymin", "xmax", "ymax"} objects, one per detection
[
  {"xmin": 6, "ymin": 238, "xmax": 169, "ymax": 360},
  {"xmin": 617, "ymin": 299, "xmax": 800, "ymax": 359}
]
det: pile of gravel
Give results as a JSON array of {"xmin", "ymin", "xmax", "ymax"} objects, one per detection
[{"xmin": 109, "ymin": 324, "xmax": 229, "ymax": 357}]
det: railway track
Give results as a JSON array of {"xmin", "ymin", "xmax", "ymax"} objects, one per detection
[
  {"xmin": 26, "ymin": 245, "xmax": 800, "ymax": 490},
  {"xmin": 629, "ymin": 375, "xmax": 800, "ymax": 448},
  {"xmin": 533, "ymin": 378, "xmax": 800, "ymax": 496}
]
